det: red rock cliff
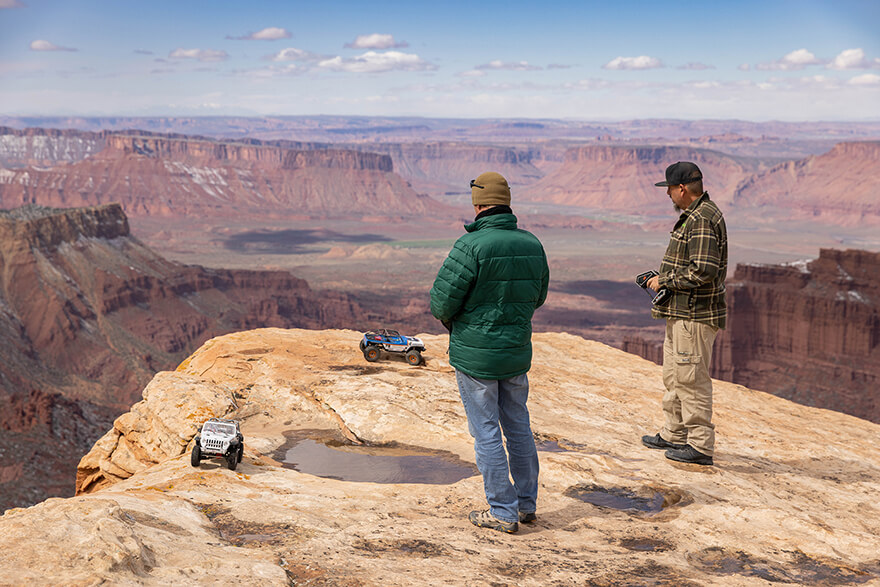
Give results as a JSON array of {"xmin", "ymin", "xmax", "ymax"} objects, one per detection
[
  {"xmin": 0, "ymin": 203, "xmax": 363, "ymax": 510},
  {"xmin": 0, "ymin": 132, "xmax": 449, "ymax": 218},
  {"xmin": 521, "ymin": 145, "xmax": 757, "ymax": 212},
  {"xmin": 0, "ymin": 126, "xmax": 105, "ymax": 168},
  {"xmin": 732, "ymin": 141, "xmax": 880, "ymax": 222},
  {"xmin": 622, "ymin": 249, "xmax": 880, "ymax": 423},
  {"xmin": 712, "ymin": 249, "xmax": 880, "ymax": 422}
]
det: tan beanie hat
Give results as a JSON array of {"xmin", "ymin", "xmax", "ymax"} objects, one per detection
[{"xmin": 471, "ymin": 171, "xmax": 511, "ymax": 206}]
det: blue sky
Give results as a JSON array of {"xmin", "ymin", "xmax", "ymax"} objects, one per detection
[{"xmin": 1, "ymin": 0, "xmax": 879, "ymax": 120}]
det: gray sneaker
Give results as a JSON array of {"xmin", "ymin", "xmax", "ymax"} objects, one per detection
[
  {"xmin": 518, "ymin": 511, "xmax": 537, "ymax": 524},
  {"xmin": 469, "ymin": 509, "xmax": 518, "ymax": 533}
]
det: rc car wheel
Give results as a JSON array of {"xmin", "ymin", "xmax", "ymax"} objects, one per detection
[
  {"xmin": 190, "ymin": 444, "xmax": 201, "ymax": 467},
  {"xmin": 226, "ymin": 451, "xmax": 238, "ymax": 471},
  {"xmin": 237, "ymin": 444, "xmax": 244, "ymax": 463},
  {"xmin": 364, "ymin": 346, "xmax": 380, "ymax": 362},
  {"xmin": 405, "ymin": 350, "xmax": 422, "ymax": 365},
  {"xmin": 359, "ymin": 339, "xmax": 366, "ymax": 352}
]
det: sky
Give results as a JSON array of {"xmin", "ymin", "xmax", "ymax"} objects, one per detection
[{"xmin": 1, "ymin": 0, "xmax": 879, "ymax": 121}]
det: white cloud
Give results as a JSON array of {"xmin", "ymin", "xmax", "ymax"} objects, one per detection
[
  {"xmin": 458, "ymin": 69, "xmax": 486, "ymax": 78},
  {"xmin": 0, "ymin": 0, "xmax": 25, "ymax": 7},
  {"xmin": 168, "ymin": 48, "xmax": 229, "ymax": 62},
  {"xmin": 738, "ymin": 63, "xmax": 750, "ymax": 71},
  {"xmin": 756, "ymin": 48, "xmax": 824, "ymax": 71},
  {"xmin": 827, "ymin": 48, "xmax": 880, "ymax": 70},
  {"xmin": 602, "ymin": 56, "xmax": 663, "ymax": 70},
  {"xmin": 318, "ymin": 51, "xmax": 434, "ymax": 73},
  {"xmin": 476, "ymin": 60, "xmax": 542, "ymax": 71},
  {"xmin": 236, "ymin": 64, "xmax": 304, "ymax": 78},
  {"xmin": 228, "ymin": 27, "xmax": 292, "ymax": 41},
  {"xmin": 270, "ymin": 47, "xmax": 325, "ymax": 62},
  {"xmin": 678, "ymin": 62, "xmax": 715, "ymax": 71},
  {"xmin": 849, "ymin": 73, "xmax": 880, "ymax": 86},
  {"xmin": 30, "ymin": 39, "xmax": 76, "ymax": 52},
  {"xmin": 344, "ymin": 34, "xmax": 407, "ymax": 50}
]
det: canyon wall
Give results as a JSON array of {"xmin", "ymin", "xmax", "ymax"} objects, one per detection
[
  {"xmin": 732, "ymin": 141, "xmax": 880, "ymax": 223},
  {"xmin": 343, "ymin": 142, "xmax": 560, "ymax": 196},
  {"xmin": 713, "ymin": 249, "xmax": 880, "ymax": 422},
  {"xmin": 521, "ymin": 145, "xmax": 760, "ymax": 213},
  {"xmin": 0, "ymin": 126, "xmax": 105, "ymax": 168},
  {"xmin": 624, "ymin": 249, "xmax": 880, "ymax": 423},
  {"xmin": 0, "ymin": 132, "xmax": 449, "ymax": 218},
  {"xmin": 0, "ymin": 203, "xmax": 363, "ymax": 510}
]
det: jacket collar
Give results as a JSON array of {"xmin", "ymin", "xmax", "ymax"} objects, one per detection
[
  {"xmin": 674, "ymin": 192, "xmax": 710, "ymax": 230},
  {"xmin": 464, "ymin": 210, "xmax": 518, "ymax": 233}
]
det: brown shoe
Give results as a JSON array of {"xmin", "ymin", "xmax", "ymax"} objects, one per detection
[
  {"xmin": 518, "ymin": 511, "xmax": 537, "ymax": 524},
  {"xmin": 469, "ymin": 509, "xmax": 518, "ymax": 533}
]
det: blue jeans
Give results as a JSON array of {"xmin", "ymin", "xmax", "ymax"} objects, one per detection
[{"xmin": 455, "ymin": 370, "xmax": 539, "ymax": 523}]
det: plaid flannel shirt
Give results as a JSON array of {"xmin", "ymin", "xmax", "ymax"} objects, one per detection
[{"xmin": 652, "ymin": 192, "xmax": 728, "ymax": 329}]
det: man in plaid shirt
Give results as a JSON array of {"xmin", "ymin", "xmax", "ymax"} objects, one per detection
[{"xmin": 641, "ymin": 161, "xmax": 727, "ymax": 466}]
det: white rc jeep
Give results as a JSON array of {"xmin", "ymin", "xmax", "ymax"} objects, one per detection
[{"xmin": 191, "ymin": 418, "xmax": 244, "ymax": 471}]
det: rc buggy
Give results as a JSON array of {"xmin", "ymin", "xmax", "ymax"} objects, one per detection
[
  {"xmin": 360, "ymin": 329, "xmax": 426, "ymax": 365},
  {"xmin": 191, "ymin": 418, "xmax": 244, "ymax": 471}
]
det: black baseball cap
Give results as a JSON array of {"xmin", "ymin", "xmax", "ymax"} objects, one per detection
[{"xmin": 655, "ymin": 161, "xmax": 703, "ymax": 187}]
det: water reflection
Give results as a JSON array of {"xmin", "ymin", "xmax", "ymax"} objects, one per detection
[{"xmin": 274, "ymin": 430, "xmax": 478, "ymax": 485}]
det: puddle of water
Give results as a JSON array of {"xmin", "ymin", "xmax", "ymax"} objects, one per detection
[
  {"xmin": 568, "ymin": 484, "xmax": 664, "ymax": 513},
  {"xmin": 273, "ymin": 430, "xmax": 478, "ymax": 485},
  {"xmin": 619, "ymin": 537, "xmax": 674, "ymax": 552},
  {"xmin": 564, "ymin": 483, "xmax": 690, "ymax": 517}
]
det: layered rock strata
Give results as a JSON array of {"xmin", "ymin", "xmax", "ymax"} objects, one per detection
[
  {"xmin": 0, "ymin": 126, "xmax": 105, "ymax": 168},
  {"xmin": 0, "ymin": 328, "xmax": 877, "ymax": 585},
  {"xmin": 520, "ymin": 145, "xmax": 761, "ymax": 213},
  {"xmin": 0, "ymin": 204, "xmax": 361, "ymax": 510},
  {"xmin": 712, "ymin": 248, "xmax": 880, "ymax": 422},
  {"xmin": 624, "ymin": 249, "xmax": 880, "ymax": 424},
  {"xmin": 0, "ymin": 132, "xmax": 449, "ymax": 218},
  {"xmin": 733, "ymin": 141, "xmax": 880, "ymax": 223}
]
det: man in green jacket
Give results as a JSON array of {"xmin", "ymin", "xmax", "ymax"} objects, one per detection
[
  {"xmin": 430, "ymin": 171, "xmax": 549, "ymax": 534},
  {"xmin": 642, "ymin": 161, "xmax": 727, "ymax": 466}
]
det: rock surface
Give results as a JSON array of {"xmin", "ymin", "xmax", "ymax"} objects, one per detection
[{"xmin": 2, "ymin": 328, "xmax": 878, "ymax": 585}]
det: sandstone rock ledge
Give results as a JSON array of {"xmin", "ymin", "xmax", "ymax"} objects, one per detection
[{"xmin": 2, "ymin": 328, "xmax": 880, "ymax": 586}]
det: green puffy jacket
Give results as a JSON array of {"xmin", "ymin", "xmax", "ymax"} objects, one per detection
[{"xmin": 429, "ymin": 212, "xmax": 549, "ymax": 379}]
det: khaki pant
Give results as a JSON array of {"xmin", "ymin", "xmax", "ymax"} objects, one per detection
[{"xmin": 661, "ymin": 319, "xmax": 719, "ymax": 456}]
